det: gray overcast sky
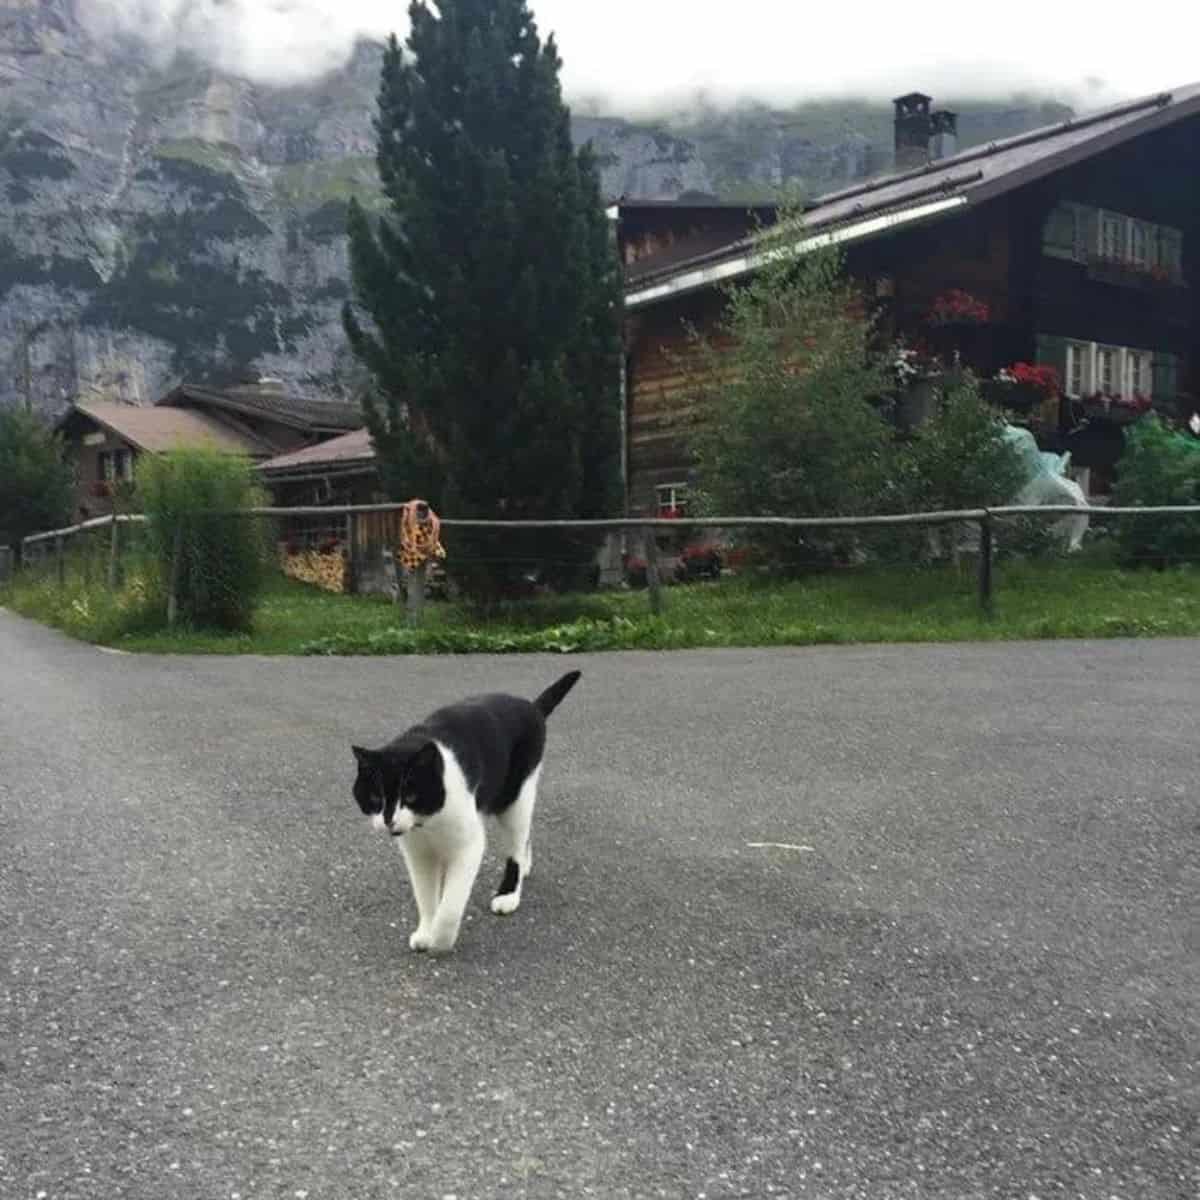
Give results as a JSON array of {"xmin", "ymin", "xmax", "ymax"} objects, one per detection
[{"xmin": 82, "ymin": 1, "xmax": 1199, "ymax": 109}]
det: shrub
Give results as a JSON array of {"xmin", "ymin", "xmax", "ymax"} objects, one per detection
[
  {"xmin": 0, "ymin": 408, "xmax": 74, "ymax": 559},
  {"xmin": 686, "ymin": 213, "xmax": 894, "ymax": 574},
  {"xmin": 1112, "ymin": 416, "xmax": 1200, "ymax": 567},
  {"xmin": 897, "ymin": 372, "xmax": 1027, "ymax": 513},
  {"xmin": 137, "ymin": 448, "xmax": 269, "ymax": 630}
]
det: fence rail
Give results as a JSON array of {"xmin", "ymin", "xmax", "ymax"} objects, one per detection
[{"xmin": 17, "ymin": 502, "xmax": 1200, "ymax": 622}]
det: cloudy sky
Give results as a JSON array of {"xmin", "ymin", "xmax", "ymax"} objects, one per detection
[{"xmin": 81, "ymin": 0, "xmax": 1197, "ymax": 109}]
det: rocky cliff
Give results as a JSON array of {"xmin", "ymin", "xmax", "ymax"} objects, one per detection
[{"xmin": 0, "ymin": 0, "xmax": 1073, "ymax": 418}]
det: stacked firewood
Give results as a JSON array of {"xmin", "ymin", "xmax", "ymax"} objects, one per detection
[{"xmin": 280, "ymin": 546, "xmax": 347, "ymax": 594}]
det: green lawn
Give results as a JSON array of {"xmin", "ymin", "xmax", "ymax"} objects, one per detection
[{"xmin": 5, "ymin": 556, "xmax": 1200, "ymax": 655}]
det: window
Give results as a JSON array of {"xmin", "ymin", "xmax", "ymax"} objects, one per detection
[
  {"xmin": 98, "ymin": 448, "xmax": 133, "ymax": 483},
  {"xmin": 1097, "ymin": 346, "xmax": 1120, "ymax": 395},
  {"xmin": 1126, "ymin": 350, "xmax": 1149, "ymax": 398},
  {"xmin": 1056, "ymin": 340, "xmax": 1162, "ymax": 400},
  {"xmin": 1129, "ymin": 221, "xmax": 1150, "ymax": 270},
  {"xmin": 1100, "ymin": 212, "xmax": 1125, "ymax": 261},
  {"xmin": 656, "ymin": 483, "xmax": 688, "ymax": 518},
  {"xmin": 1042, "ymin": 204, "xmax": 1078, "ymax": 260},
  {"xmin": 1064, "ymin": 342, "xmax": 1091, "ymax": 398}
]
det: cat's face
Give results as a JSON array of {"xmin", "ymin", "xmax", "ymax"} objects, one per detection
[{"xmin": 351, "ymin": 742, "xmax": 445, "ymax": 836}]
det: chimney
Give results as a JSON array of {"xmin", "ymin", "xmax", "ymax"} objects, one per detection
[
  {"xmin": 893, "ymin": 92, "xmax": 932, "ymax": 170},
  {"xmin": 930, "ymin": 109, "xmax": 959, "ymax": 161}
]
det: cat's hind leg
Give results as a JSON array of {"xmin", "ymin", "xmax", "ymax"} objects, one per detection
[{"xmin": 490, "ymin": 762, "xmax": 541, "ymax": 916}]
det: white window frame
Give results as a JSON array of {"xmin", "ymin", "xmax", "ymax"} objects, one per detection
[
  {"xmin": 1129, "ymin": 221, "xmax": 1151, "ymax": 270},
  {"xmin": 1098, "ymin": 211, "xmax": 1126, "ymax": 262},
  {"xmin": 1125, "ymin": 350, "xmax": 1150, "ymax": 398},
  {"xmin": 1065, "ymin": 341, "xmax": 1091, "ymax": 399},
  {"xmin": 1060, "ymin": 340, "xmax": 1158, "ymax": 400},
  {"xmin": 656, "ymin": 482, "xmax": 688, "ymax": 517},
  {"xmin": 1096, "ymin": 345, "xmax": 1121, "ymax": 396}
]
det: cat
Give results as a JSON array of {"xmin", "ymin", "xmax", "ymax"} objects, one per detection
[{"xmin": 350, "ymin": 670, "xmax": 581, "ymax": 954}]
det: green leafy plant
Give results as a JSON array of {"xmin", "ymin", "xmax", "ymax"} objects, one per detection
[
  {"xmin": 137, "ymin": 448, "xmax": 269, "ymax": 630},
  {"xmin": 1113, "ymin": 416, "xmax": 1200, "ymax": 567},
  {"xmin": 0, "ymin": 408, "xmax": 74, "ymax": 561},
  {"xmin": 686, "ymin": 205, "xmax": 894, "ymax": 572}
]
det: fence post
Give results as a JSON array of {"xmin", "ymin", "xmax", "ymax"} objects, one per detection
[
  {"xmin": 978, "ymin": 511, "xmax": 994, "ymax": 616},
  {"xmin": 167, "ymin": 523, "xmax": 183, "ymax": 628},
  {"xmin": 344, "ymin": 513, "xmax": 357, "ymax": 595},
  {"xmin": 643, "ymin": 527, "xmax": 663, "ymax": 616},
  {"xmin": 382, "ymin": 548, "xmax": 400, "ymax": 604},
  {"xmin": 55, "ymin": 534, "xmax": 65, "ymax": 588},
  {"xmin": 406, "ymin": 561, "xmax": 427, "ymax": 626},
  {"xmin": 108, "ymin": 514, "xmax": 121, "ymax": 590}
]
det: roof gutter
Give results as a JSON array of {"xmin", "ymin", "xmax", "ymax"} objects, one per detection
[{"xmin": 625, "ymin": 194, "xmax": 969, "ymax": 310}]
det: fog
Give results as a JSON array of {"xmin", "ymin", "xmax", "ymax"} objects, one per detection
[{"xmin": 79, "ymin": 0, "xmax": 1195, "ymax": 110}]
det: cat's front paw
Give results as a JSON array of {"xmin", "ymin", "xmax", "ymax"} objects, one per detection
[
  {"xmin": 490, "ymin": 892, "xmax": 521, "ymax": 916},
  {"xmin": 409, "ymin": 928, "xmax": 433, "ymax": 952},
  {"xmin": 424, "ymin": 922, "xmax": 461, "ymax": 955}
]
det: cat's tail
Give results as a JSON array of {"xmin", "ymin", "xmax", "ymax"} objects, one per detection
[{"xmin": 534, "ymin": 670, "xmax": 582, "ymax": 718}]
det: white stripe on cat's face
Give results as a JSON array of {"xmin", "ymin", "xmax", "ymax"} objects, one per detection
[{"xmin": 372, "ymin": 806, "xmax": 419, "ymax": 836}]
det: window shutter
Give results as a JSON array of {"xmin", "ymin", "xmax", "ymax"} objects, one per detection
[
  {"xmin": 1043, "ymin": 205, "xmax": 1076, "ymax": 259},
  {"xmin": 1158, "ymin": 228, "xmax": 1184, "ymax": 281},
  {"xmin": 1036, "ymin": 333, "xmax": 1070, "ymax": 399},
  {"xmin": 1152, "ymin": 352, "xmax": 1180, "ymax": 404},
  {"xmin": 1036, "ymin": 333, "xmax": 1068, "ymax": 377},
  {"xmin": 1074, "ymin": 207, "xmax": 1099, "ymax": 263}
]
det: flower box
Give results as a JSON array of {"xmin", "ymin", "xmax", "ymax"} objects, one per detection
[
  {"xmin": 927, "ymin": 288, "xmax": 990, "ymax": 327},
  {"xmin": 1079, "ymin": 392, "xmax": 1153, "ymax": 426},
  {"xmin": 981, "ymin": 380, "xmax": 1041, "ymax": 412}
]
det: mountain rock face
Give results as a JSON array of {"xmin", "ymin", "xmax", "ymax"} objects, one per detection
[{"xmin": 0, "ymin": 1, "xmax": 1074, "ymax": 418}]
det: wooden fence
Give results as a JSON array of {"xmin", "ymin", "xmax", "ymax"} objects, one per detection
[{"xmin": 19, "ymin": 503, "xmax": 1200, "ymax": 623}]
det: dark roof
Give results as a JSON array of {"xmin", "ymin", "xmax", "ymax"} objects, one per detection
[
  {"xmin": 613, "ymin": 198, "xmax": 781, "ymax": 212},
  {"xmin": 625, "ymin": 228, "xmax": 768, "ymax": 283},
  {"xmin": 256, "ymin": 428, "xmax": 377, "ymax": 475},
  {"xmin": 60, "ymin": 403, "xmax": 271, "ymax": 456},
  {"xmin": 159, "ymin": 382, "xmax": 362, "ymax": 433},
  {"xmin": 626, "ymin": 82, "xmax": 1200, "ymax": 299}
]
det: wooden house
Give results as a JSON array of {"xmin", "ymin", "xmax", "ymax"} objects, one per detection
[
  {"xmin": 619, "ymin": 83, "xmax": 1200, "ymax": 513},
  {"xmin": 56, "ymin": 380, "xmax": 361, "ymax": 520}
]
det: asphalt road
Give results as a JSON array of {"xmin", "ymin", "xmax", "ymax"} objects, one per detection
[{"xmin": 1, "ymin": 608, "xmax": 1196, "ymax": 1199}]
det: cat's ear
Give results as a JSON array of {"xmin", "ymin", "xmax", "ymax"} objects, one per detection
[{"xmin": 351, "ymin": 744, "xmax": 373, "ymax": 766}]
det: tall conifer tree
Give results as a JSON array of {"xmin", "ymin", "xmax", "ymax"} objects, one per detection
[{"xmin": 344, "ymin": 0, "xmax": 622, "ymax": 593}]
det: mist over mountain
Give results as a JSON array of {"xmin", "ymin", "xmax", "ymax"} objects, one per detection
[{"xmin": 1, "ymin": 1, "xmax": 1075, "ymax": 415}]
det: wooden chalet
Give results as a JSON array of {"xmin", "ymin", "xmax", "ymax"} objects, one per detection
[
  {"xmin": 618, "ymin": 84, "xmax": 1200, "ymax": 513},
  {"xmin": 56, "ymin": 380, "xmax": 361, "ymax": 520}
]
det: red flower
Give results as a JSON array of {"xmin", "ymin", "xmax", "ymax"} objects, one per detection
[
  {"xmin": 999, "ymin": 362, "xmax": 1060, "ymax": 396},
  {"xmin": 928, "ymin": 289, "xmax": 990, "ymax": 326}
]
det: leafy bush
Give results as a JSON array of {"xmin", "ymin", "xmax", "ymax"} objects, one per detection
[
  {"xmin": 687, "ymin": 217, "xmax": 893, "ymax": 573},
  {"xmin": 883, "ymin": 373, "xmax": 1027, "ymax": 563},
  {"xmin": 0, "ymin": 408, "xmax": 74, "ymax": 559},
  {"xmin": 137, "ymin": 448, "xmax": 269, "ymax": 630},
  {"xmin": 897, "ymin": 372, "xmax": 1027, "ymax": 512},
  {"xmin": 1113, "ymin": 416, "xmax": 1200, "ymax": 567}
]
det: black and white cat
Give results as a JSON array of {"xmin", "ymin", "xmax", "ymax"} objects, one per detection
[{"xmin": 350, "ymin": 670, "xmax": 581, "ymax": 954}]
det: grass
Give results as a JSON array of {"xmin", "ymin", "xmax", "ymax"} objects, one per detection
[
  {"xmin": 271, "ymin": 158, "xmax": 386, "ymax": 213},
  {"xmin": 5, "ymin": 553, "xmax": 1200, "ymax": 656},
  {"xmin": 153, "ymin": 138, "xmax": 245, "ymax": 180}
]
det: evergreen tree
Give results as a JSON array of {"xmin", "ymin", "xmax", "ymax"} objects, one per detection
[
  {"xmin": 343, "ymin": 0, "xmax": 622, "ymax": 595},
  {"xmin": 0, "ymin": 408, "xmax": 74, "ymax": 563}
]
